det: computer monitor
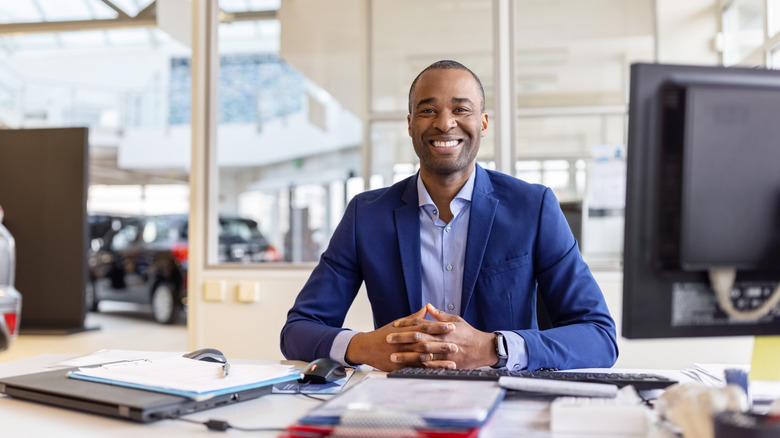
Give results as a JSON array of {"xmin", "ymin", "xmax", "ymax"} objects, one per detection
[{"xmin": 622, "ymin": 62, "xmax": 780, "ymax": 339}]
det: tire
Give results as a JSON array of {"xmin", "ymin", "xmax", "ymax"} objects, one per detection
[
  {"xmin": 84, "ymin": 281, "xmax": 99, "ymax": 313},
  {"xmin": 151, "ymin": 281, "xmax": 182, "ymax": 324}
]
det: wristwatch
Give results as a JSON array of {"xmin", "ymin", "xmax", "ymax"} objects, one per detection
[{"xmin": 492, "ymin": 332, "xmax": 508, "ymax": 369}]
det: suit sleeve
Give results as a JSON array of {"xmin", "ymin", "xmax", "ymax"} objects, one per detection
[
  {"xmin": 279, "ymin": 197, "xmax": 364, "ymax": 361},
  {"xmin": 515, "ymin": 188, "xmax": 619, "ymax": 370}
]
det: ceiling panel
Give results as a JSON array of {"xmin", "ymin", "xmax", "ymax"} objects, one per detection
[
  {"xmin": 109, "ymin": 0, "xmax": 155, "ymax": 17},
  {"xmin": 0, "ymin": 1, "xmax": 40, "ymax": 22},
  {"xmin": 0, "ymin": 0, "xmax": 120, "ymax": 23}
]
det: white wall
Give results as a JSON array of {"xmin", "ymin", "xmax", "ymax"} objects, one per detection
[{"xmin": 655, "ymin": 0, "xmax": 720, "ymax": 64}]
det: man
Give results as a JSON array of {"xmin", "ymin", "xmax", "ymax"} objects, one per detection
[{"xmin": 280, "ymin": 60, "xmax": 618, "ymax": 372}]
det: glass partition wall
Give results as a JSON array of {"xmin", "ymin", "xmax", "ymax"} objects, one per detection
[
  {"xmin": 209, "ymin": 0, "xmax": 656, "ymax": 268},
  {"xmin": 0, "ymin": 0, "xmax": 659, "ymax": 269}
]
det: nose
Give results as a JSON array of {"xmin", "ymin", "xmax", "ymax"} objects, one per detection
[{"xmin": 433, "ymin": 112, "xmax": 456, "ymax": 131}]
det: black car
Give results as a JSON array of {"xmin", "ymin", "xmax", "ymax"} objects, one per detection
[
  {"xmin": 87, "ymin": 214, "xmax": 278, "ymax": 324},
  {"xmin": 217, "ymin": 216, "xmax": 279, "ymax": 263}
]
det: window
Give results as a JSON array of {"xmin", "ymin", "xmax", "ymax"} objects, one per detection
[
  {"xmin": 773, "ymin": 45, "xmax": 780, "ymax": 67},
  {"xmin": 722, "ymin": 0, "xmax": 765, "ymax": 65},
  {"xmin": 368, "ymin": 0, "xmax": 495, "ymax": 202},
  {"xmin": 770, "ymin": 0, "xmax": 780, "ymax": 37},
  {"xmin": 213, "ymin": 11, "xmax": 361, "ymax": 265}
]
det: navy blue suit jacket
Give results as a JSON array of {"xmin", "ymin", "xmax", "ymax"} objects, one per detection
[{"xmin": 280, "ymin": 165, "xmax": 618, "ymax": 370}]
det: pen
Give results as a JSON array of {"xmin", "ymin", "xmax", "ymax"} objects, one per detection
[
  {"xmin": 101, "ymin": 359, "xmax": 151, "ymax": 369},
  {"xmin": 222, "ymin": 362, "xmax": 231, "ymax": 378}
]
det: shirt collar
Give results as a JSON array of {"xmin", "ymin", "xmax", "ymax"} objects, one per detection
[{"xmin": 416, "ymin": 167, "xmax": 476, "ymax": 208}]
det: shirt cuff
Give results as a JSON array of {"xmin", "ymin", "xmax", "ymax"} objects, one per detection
[
  {"xmin": 330, "ymin": 329, "xmax": 359, "ymax": 366},
  {"xmin": 499, "ymin": 330, "xmax": 528, "ymax": 371}
]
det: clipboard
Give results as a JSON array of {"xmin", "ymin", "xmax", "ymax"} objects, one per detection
[{"xmin": 67, "ymin": 356, "xmax": 301, "ymax": 400}]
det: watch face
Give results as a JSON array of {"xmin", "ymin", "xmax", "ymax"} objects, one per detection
[
  {"xmin": 496, "ymin": 334, "xmax": 508, "ymax": 357},
  {"xmin": 494, "ymin": 333, "xmax": 508, "ymax": 369}
]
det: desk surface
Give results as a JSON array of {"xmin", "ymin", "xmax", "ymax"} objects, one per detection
[{"xmin": 0, "ymin": 354, "xmax": 687, "ymax": 437}]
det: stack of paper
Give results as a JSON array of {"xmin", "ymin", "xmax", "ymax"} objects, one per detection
[
  {"xmin": 293, "ymin": 377, "xmax": 505, "ymax": 434},
  {"xmin": 68, "ymin": 356, "xmax": 300, "ymax": 400}
]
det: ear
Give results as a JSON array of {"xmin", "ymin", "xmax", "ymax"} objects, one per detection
[
  {"xmin": 407, "ymin": 114, "xmax": 412, "ymax": 137},
  {"xmin": 481, "ymin": 113, "xmax": 488, "ymax": 137}
]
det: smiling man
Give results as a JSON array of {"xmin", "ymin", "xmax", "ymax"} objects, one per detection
[{"xmin": 280, "ymin": 60, "xmax": 618, "ymax": 372}]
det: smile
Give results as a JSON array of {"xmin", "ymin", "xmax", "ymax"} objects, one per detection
[{"xmin": 431, "ymin": 140, "xmax": 461, "ymax": 147}]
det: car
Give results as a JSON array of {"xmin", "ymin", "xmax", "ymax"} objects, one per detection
[
  {"xmin": 217, "ymin": 216, "xmax": 280, "ymax": 263},
  {"xmin": 87, "ymin": 213, "xmax": 278, "ymax": 324},
  {"xmin": 0, "ymin": 204, "xmax": 22, "ymax": 351}
]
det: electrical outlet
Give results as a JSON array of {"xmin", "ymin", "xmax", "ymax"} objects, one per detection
[
  {"xmin": 203, "ymin": 280, "xmax": 225, "ymax": 302},
  {"xmin": 236, "ymin": 282, "xmax": 260, "ymax": 303}
]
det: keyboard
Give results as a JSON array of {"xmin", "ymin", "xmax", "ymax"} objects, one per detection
[{"xmin": 387, "ymin": 368, "xmax": 677, "ymax": 391}]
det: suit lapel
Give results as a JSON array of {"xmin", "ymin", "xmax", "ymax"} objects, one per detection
[
  {"xmin": 461, "ymin": 166, "xmax": 497, "ymax": 313},
  {"xmin": 396, "ymin": 175, "xmax": 422, "ymax": 314}
]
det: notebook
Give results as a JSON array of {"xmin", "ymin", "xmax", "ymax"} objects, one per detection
[{"xmin": 0, "ymin": 367, "xmax": 274, "ymax": 423}]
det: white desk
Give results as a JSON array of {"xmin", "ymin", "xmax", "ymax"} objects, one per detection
[{"xmin": 0, "ymin": 355, "xmax": 685, "ymax": 437}]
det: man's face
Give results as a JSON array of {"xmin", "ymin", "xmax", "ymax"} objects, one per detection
[{"xmin": 407, "ymin": 68, "xmax": 488, "ymax": 179}]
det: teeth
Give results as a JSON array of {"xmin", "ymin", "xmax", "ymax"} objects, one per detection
[{"xmin": 432, "ymin": 140, "xmax": 459, "ymax": 147}]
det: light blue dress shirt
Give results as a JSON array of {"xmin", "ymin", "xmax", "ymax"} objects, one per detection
[{"xmin": 330, "ymin": 169, "xmax": 529, "ymax": 370}]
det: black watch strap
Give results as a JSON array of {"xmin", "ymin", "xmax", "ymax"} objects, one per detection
[{"xmin": 492, "ymin": 332, "xmax": 508, "ymax": 369}]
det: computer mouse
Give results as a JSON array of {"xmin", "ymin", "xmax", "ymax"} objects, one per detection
[
  {"xmin": 299, "ymin": 358, "xmax": 347, "ymax": 384},
  {"xmin": 182, "ymin": 348, "xmax": 227, "ymax": 363}
]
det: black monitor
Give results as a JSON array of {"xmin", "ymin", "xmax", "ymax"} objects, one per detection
[{"xmin": 622, "ymin": 62, "xmax": 780, "ymax": 339}]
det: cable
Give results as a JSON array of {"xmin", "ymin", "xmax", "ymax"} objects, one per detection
[
  {"xmin": 299, "ymin": 392, "xmax": 327, "ymax": 402},
  {"xmin": 159, "ymin": 389, "xmax": 327, "ymax": 432},
  {"xmin": 168, "ymin": 415, "xmax": 288, "ymax": 432},
  {"xmin": 710, "ymin": 268, "xmax": 780, "ymax": 321}
]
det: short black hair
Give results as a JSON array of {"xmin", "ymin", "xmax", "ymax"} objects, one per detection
[{"xmin": 408, "ymin": 60, "xmax": 486, "ymax": 114}]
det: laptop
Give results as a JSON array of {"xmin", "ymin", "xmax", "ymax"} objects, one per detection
[{"xmin": 0, "ymin": 367, "xmax": 273, "ymax": 423}]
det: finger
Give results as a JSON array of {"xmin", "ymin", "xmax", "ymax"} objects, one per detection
[
  {"xmin": 393, "ymin": 305, "xmax": 429, "ymax": 327},
  {"xmin": 386, "ymin": 328, "xmax": 459, "ymax": 347},
  {"xmin": 390, "ymin": 352, "xmax": 448, "ymax": 365},
  {"xmin": 390, "ymin": 351, "xmax": 426, "ymax": 364},
  {"xmin": 393, "ymin": 317, "xmax": 426, "ymax": 328},
  {"xmin": 418, "ymin": 322, "xmax": 456, "ymax": 335},
  {"xmin": 426, "ymin": 342, "xmax": 458, "ymax": 354},
  {"xmin": 426, "ymin": 303, "xmax": 462, "ymax": 322},
  {"xmin": 418, "ymin": 352, "xmax": 457, "ymax": 367},
  {"xmin": 423, "ymin": 360, "xmax": 456, "ymax": 370},
  {"xmin": 386, "ymin": 331, "xmax": 425, "ymax": 344}
]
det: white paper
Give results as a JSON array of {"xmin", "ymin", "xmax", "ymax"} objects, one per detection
[
  {"xmin": 70, "ymin": 356, "xmax": 297, "ymax": 395},
  {"xmin": 49, "ymin": 349, "xmax": 184, "ymax": 368}
]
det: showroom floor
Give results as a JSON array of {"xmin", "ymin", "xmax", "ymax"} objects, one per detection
[{"xmin": 0, "ymin": 302, "xmax": 188, "ymax": 363}]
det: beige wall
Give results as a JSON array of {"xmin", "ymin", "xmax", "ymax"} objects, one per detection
[{"xmin": 656, "ymin": 0, "xmax": 720, "ymax": 64}]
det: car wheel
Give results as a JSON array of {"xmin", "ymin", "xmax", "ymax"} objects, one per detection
[
  {"xmin": 84, "ymin": 281, "xmax": 99, "ymax": 313},
  {"xmin": 151, "ymin": 281, "xmax": 182, "ymax": 324}
]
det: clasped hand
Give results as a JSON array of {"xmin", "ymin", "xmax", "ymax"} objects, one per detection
[{"xmin": 345, "ymin": 303, "xmax": 497, "ymax": 371}]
